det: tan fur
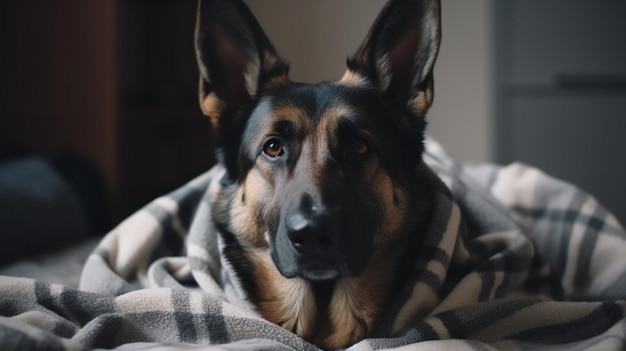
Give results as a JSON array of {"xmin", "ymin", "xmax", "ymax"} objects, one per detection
[
  {"xmin": 315, "ymin": 104, "xmax": 356, "ymax": 157},
  {"xmin": 317, "ymin": 105, "xmax": 354, "ymax": 129},
  {"xmin": 246, "ymin": 249, "xmax": 319, "ymax": 340},
  {"xmin": 322, "ymin": 248, "xmax": 402, "ymax": 349},
  {"xmin": 374, "ymin": 172, "xmax": 410, "ymax": 244},
  {"xmin": 263, "ymin": 72, "xmax": 291, "ymax": 90},
  {"xmin": 337, "ymin": 69, "xmax": 369, "ymax": 87},
  {"xmin": 409, "ymin": 78, "xmax": 434, "ymax": 116},
  {"xmin": 272, "ymin": 105, "xmax": 310, "ymax": 126},
  {"xmin": 262, "ymin": 51, "xmax": 283, "ymax": 72},
  {"xmin": 228, "ymin": 170, "xmax": 271, "ymax": 248},
  {"xmin": 200, "ymin": 93, "xmax": 224, "ymax": 128}
]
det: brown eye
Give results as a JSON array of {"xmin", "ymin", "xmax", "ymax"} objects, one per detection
[
  {"xmin": 350, "ymin": 139, "xmax": 369, "ymax": 155},
  {"xmin": 263, "ymin": 138, "xmax": 284, "ymax": 158}
]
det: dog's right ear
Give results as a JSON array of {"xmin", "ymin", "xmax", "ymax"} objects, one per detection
[{"xmin": 195, "ymin": 0, "xmax": 289, "ymax": 130}]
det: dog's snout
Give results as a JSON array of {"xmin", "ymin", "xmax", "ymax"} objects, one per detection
[{"xmin": 286, "ymin": 195, "xmax": 338, "ymax": 254}]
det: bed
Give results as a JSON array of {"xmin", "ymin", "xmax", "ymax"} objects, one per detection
[{"xmin": 1, "ymin": 138, "xmax": 625, "ymax": 350}]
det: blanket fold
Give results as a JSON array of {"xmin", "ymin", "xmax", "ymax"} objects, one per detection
[{"xmin": 1, "ymin": 138, "xmax": 625, "ymax": 350}]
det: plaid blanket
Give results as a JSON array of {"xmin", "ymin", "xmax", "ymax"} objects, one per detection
[{"xmin": 1, "ymin": 138, "xmax": 625, "ymax": 350}]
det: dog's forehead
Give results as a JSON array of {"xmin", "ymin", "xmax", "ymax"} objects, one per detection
[{"xmin": 255, "ymin": 83, "xmax": 378, "ymax": 129}]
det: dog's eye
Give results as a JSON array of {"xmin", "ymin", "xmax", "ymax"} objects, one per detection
[
  {"xmin": 263, "ymin": 138, "xmax": 285, "ymax": 158},
  {"xmin": 350, "ymin": 139, "xmax": 369, "ymax": 156}
]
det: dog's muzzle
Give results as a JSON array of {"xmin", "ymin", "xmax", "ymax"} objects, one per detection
[
  {"xmin": 285, "ymin": 207, "xmax": 342, "ymax": 280},
  {"xmin": 272, "ymin": 191, "xmax": 369, "ymax": 281}
]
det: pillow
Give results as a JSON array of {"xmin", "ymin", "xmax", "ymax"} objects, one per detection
[{"xmin": 0, "ymin": 157, "xmax": 88, "ymax": 264}]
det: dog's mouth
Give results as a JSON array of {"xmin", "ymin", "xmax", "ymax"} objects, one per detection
[
  {"xmin": 273, "ymin": 249, "xmax": 361, "ymax": 282},
  {"xmin": 271, "ymin": 235, "xmax": 351, "ymax": 281},
  {"xmin": 298, "ymin": 263, "xmax": 341, "ymax": 281}
]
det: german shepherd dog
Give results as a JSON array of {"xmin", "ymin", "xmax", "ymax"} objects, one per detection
[{"xmin": 195, "ymin": 0, "xmax": 441, "ymax": 348}]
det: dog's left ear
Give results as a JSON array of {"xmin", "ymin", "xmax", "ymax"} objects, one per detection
[
  {"xmin": 195, "ymin": 0, "xmax": 289, "ymax": 129},
  {"xmin": 347, "ymin": 0, "xmax": 441, "ymax": 116}
]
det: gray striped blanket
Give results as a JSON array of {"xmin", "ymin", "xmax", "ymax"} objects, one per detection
[{"xmin": 1, "ymin": 138, "xmax": 625, "ymax": 350}]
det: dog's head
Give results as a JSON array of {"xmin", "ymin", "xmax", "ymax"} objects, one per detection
[{"xmin": 195, "ymin": 0, "xmax": 440, "ymax": 281}]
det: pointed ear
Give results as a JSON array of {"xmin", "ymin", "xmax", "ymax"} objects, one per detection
[
  {"xmin": 347, "ymin": 0, "xmax": 441, "ymax": 116},
  {"xmin": 195, "ymin": 0, "xmax": 289, "ymax": 128}
]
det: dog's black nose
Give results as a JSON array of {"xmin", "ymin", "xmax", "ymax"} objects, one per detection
[{"xmin": 286, "ymin": 200, "xmax": 338, "ymax": 255}]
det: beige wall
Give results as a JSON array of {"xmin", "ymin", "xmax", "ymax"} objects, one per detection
[
  {"xmin": 245, "ymin": 0, "xmax": 493, "ymax": 162},
  {"xmin": 429, "ymin": 0, "xmax": 493, "ymax": 162}
]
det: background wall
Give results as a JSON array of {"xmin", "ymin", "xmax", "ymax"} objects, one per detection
[
  {"xmin": 0, "ymin": 0, "xmax": 495, "ymax": 224},
  {"xmin": 2, "ymin": 1, "xmax": 623, "ymax": 225},
  {"xmin": 0, "ymin": 1, "xmax": 118, "ymax": 188},
  {"xmin": 245, "ymin": 0, "xmax": 494, "ymax": 162},
  {"xmin": 0, "ymin": 0, "xmax": 213, "ymax": 223}
]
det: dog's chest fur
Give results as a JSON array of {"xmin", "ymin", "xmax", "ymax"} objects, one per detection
[{"xmin": 226, "ymin": 231, "xmax": 403, "ymax": 347}]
